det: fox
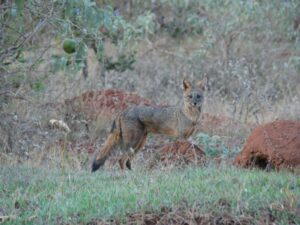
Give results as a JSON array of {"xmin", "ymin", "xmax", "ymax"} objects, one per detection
[{"xmin": 91, "ymin": 78, "xmax": 205, "ymax": 172}]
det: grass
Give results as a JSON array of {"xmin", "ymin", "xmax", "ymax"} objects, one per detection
[{"xmin": 0, "ymin": 163, "xmax": 299, "ymax": 224}]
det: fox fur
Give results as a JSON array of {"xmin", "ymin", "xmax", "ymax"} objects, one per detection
[{"xmin": 92, "ymin": 79, "xmax": 205, "ymax": 172}]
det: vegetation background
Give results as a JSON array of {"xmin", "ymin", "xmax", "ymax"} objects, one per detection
[{"xmin": 0, "ymin": 0, "xmax": 299, "ymax": 224}]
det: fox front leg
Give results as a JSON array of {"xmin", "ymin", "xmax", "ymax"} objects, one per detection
[
  {"xmin": 119, "ymin": 147, "xmax": 136, "ymax": 170},
  {"xmin": 118, "ymin": 153, "xmax": 132, "ymax": 170}
]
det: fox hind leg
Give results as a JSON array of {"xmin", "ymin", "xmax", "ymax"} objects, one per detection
[
  {"xmin": 119, "ymin": 132, "xmax": 148, "ymax": 170},
  {"xmin": 119, "ymin": 154, "xmax": 130, "ymax": 170}
]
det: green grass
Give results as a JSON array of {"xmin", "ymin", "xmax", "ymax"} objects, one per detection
[{"xmin": 0, "ymin": 164, "xmax": 299, "ymax": 224}]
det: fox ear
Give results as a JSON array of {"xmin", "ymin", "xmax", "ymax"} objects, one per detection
[
  {"xmin": 182, "ymin": 79, "xmax": 192, "ymax": 91},
  {"xmin": 197, "ymin": 78, "xmax": 206, "ymax": 91}
]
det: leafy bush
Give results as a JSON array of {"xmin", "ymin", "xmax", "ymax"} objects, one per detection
[
  {"xmin": 51, "ymin": 0, "xmax": 156, "ymax": 74},
  {"xmin": 195, "ymin": 132, "xmax": 237, "ymax": 158},
  {"xmin": 0, "ymin": 0, "xmax": 156, "ymax": 94}
]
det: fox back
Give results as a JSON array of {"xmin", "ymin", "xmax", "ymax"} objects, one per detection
[{"xmin": 121, "ymin": 79, "xmax": 205, "ymax": 138}]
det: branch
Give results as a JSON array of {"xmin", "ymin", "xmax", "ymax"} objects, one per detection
[{"xmin": 0, "ymin": 6, "xmax": 51, "ymax": 63}]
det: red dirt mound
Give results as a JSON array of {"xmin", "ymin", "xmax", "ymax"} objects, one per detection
[
  {"xmin": 65, "ymin": 89, "xmax": 154, "ymax": 120},
  {"xmin": 234, "ymin": 120, "xmax": 300, "ymax": 170},
  {"xmin": 159, "ymin": 140, "xmax": 205, "ymax": 165}
]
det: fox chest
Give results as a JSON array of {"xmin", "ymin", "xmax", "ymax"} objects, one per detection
[
  {"xmin": 180, "ymin": 124, "xmax": 197, "ymax": 138},
  {"xmin": 157, "ymin": 115, "xmax": 197, "ymax": 138}
]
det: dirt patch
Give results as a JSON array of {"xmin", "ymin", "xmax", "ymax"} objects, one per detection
[
  {"xmin": 234, "ymin": 120, "xmax": 300, "ymax": 170},
  {"xmin": 157, "ymin": 140, "xmax": 205, "ymax": 166},
  {"xmin": 125, "ymin": 211, "xmax": 250, "ymax": 225},
  {"xmin": 87, "ymin": 205, "xmax": 292, "ymax": 225},
  {"xmin": 65, "ymin": 89, "xmax": 154, "ymax": 120}
]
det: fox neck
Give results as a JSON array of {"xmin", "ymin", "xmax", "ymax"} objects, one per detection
[{"xmin": 182, "ymin": 103, "xmax": 201, "ymax": 123}]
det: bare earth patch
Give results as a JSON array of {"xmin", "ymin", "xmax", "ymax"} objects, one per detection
[
  {"xmin": 87, "ymin": 205, "xmax": 282, "ymax": 225},
  {"xmin": 234, "ymin": 120, "xmax": 300, "ymax": 170}
]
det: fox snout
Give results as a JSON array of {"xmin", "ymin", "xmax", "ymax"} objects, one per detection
[
  {"xmin": 185, "ymin": 92, "xmax": 204, "ymax": 111},
  {"xmin": 193, "ymin": 102, "xmax": 202, "ymax": 112},
  {"xmin": 91, "ymin": 156, "xmax": 107, "ymax": 172},
  {"xmin": 192, "ymin": 94, "xmax": 203, "ymax": 105}
]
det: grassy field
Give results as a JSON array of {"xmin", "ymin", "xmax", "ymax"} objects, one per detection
[{"xmin": 0, "ymin": 164, "xmax": 299, "ymax": 224}]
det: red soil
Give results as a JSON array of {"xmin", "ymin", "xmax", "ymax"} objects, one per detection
[
  {"xmin": 159, "ymin": 140, "xmax": 205, "ymax": 165},
  {"xmin": 234, "ymin": 120, "xmax": 300, "ymax": 170},
  {"xmin": 65, "ymin": 89, "xmax": 154, "ymax": 120}
]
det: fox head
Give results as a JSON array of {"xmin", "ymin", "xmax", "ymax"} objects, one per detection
[{"xmin": 182, "ymin": 78, "xmax": 205, "ymax": 113}]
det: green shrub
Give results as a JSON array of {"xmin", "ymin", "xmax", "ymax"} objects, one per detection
[{"xmin": 195, "ymin": 132, "xmax": 235, "ymax": 158}]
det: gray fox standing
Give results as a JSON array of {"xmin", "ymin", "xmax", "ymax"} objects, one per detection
[{"xmin": 92, "ymin": 79, "xmax": 205, "ymax": 172}]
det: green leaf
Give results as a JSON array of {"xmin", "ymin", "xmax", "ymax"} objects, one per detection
[
  {"xmin": 103, "ymin": 10, "xmax": 113, "ymax": 29},
  {"xmin": 75, "ymin": 42, "xmax": 87, "ymax": 69},
  {"xmin": 96, "ymin": 40, "xmax": 104, "ymax": 61},
  {"xmin": 51, "ymin": 55, "xmax": 68, "ymax": 72},
  {"xmin": 11, "ymin": 8, "xmax": 17, "ymax": 17},
  {"xmin": 32, "ymin": 80, "xmax": 45, "ymax": 92},
  {"xmin": 63, "ymin": 1, "xmax": 73, "ymax": 18},
  {"xmin": 83, "ymin": 0, "xmax": 96, "ymax": 8},
  {"xmin": 17, "ymin": 52, "xmax": 26, "ymax": 63},
  {"xmin": 15, "ymin": 0, "xmax": 24, "ymax": 16}
]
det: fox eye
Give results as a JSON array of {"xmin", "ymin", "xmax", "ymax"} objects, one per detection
[
  {"xmin": 188, "ymin": 94, "xmax": 192, "ymax": 98},
  {"xmin": 197, "ymin": 94, "xmax": 202, "ymax": 99}
]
